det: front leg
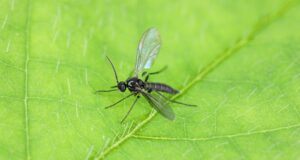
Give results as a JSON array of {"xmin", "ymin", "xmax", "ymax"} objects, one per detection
[
  {"xmin": 105, "ymin": 93, "xmax": 134, "ymax": 109},
  {"xmin": 120, "ymin": 95, "xmax": 140, "ymax": 123}
]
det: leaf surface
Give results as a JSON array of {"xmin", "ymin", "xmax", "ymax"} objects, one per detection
[{"xmin": 0, "ymin": 0, "xmax": 300, "ymax": 159}]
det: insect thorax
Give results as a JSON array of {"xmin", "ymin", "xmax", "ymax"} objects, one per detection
[{"xmin": 126, "ymin": 77, "xmax": 145, "ymax": 92}]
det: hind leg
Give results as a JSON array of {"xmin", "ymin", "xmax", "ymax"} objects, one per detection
[{"xmin": 143, "ymin": 66, "xmax": 167, "ymax": 82}]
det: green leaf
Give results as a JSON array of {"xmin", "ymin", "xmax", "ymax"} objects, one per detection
[{"xmin": 1, "ymin": 0, "xmax": 300, "ymax": 159}]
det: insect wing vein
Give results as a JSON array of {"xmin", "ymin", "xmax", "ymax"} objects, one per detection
[
  {"xmin": 141, "ymin": 90, "xmax": 175, "ymax": 120},
  {"xmin": 134, "ymin": 28, "xmax": 161, "ymax": 77}
]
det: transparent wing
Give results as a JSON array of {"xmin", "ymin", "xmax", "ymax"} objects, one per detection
[
  {"xmin": 134, "ymin": 27, "xmax": 161, "ymax": 77},
  {"xmin": 141, "ymin": 90, "xmax": 175, "ymax": 120}
]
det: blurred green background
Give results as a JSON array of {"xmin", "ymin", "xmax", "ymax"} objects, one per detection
[{"xmin": 1, "ymin": 0, "xmax": 300, "ymax": 159}]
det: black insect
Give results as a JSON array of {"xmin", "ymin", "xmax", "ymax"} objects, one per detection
[{"xmin": 97, "ymin": 28, "xmax": 196, "ymax": 123}]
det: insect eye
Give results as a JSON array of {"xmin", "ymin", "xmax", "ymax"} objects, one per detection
[{"xmin": 118, "ymin": 82, "xmax": 126, "ymax": 92}]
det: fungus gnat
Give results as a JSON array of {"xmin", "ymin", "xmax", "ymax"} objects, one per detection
[{"xmin": 96, "ymin": 28, "xmax": 196, "ymax": 123}]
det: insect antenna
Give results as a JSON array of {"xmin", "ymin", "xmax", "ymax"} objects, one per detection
[
  {"xmin": 94, "ymin": 57, "xmax": 120, "ymax": 93},
  {"xmin": 106, "ymin": 56, "xmax": 119, "ymax": 83}
]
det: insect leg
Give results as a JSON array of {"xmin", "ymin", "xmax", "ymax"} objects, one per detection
[
  {"xmin": 120, "ymin": 95, "xmax": 140, "ymax": 123},
  {"xmin": 156, "ymin": 92, "xmax": 197, "ymax": 107},
  {"xmin": 105, "ymin": 93, "xmax": 134, "ymax": 109},
  {"xmin": 95, "ymin": 89, "xmax": 118, "ymax": 93},
  {"xmin": 143, "ymin": 66, "xmax": 168, "ymax": 82},
  {"xmin": 148, "ymin": 66, "xmax": 168, "ymax": 75}
]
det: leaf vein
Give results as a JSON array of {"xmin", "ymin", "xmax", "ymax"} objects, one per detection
[
  {"xmin": 24, "ymin": 0, "xmax": 31, "ymax": 159},
  {"xmin": 94, "ymin": 1, "xmax": 298, "ymax": 159},
  {"xmin": 132, "ymin": 123, "xmax": 300, "ymax": 142}
]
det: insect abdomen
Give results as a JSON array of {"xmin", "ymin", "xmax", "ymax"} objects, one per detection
[{"xmin": 145, "ymin": 82, "xmax": 179, "ymax": 94}]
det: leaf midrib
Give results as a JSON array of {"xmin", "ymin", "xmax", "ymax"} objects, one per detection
[{"xmin": 94, "ymin": 1, "xmax": 299, "ymax": 159}]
